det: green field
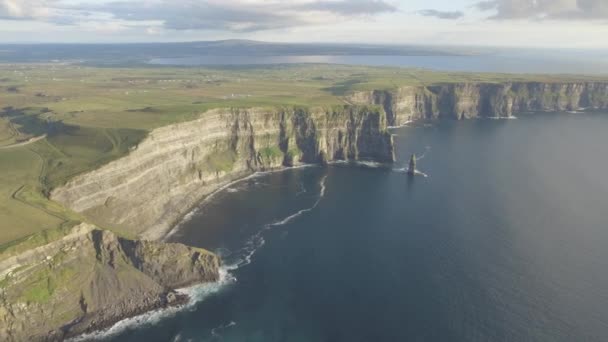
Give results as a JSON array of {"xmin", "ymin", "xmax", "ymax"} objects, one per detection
[{"xmin": 1, "ymin": 63, "xmax": 606, "ymax": 246}]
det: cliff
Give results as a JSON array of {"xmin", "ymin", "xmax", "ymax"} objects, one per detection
[
  {"xmin": 0, "ymin": 224, "xmax": 220, "ymax": 342},
  {"xmin": 51, "ymin": 106, "xmax": 395, "ymax": 240},
  {"xmin": 7, "ymin": 81, "xmax": 608, "ymax": 341},
  {"xmin": 348, "ymin": 82, "xmax": 608, "ymax": 126}
]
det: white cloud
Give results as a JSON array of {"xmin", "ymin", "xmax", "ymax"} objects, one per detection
[
  {"xmin": 0, "ymin": 0, "xmax": 397, "ymax": 32},
  {"xmin": 91, "ymin": 0, "xmax": 398, "ymax": 32},
  {"xmin": 418, "ymin": 9, "xmax": 464, "ymax": 19},
  {"xmin": 0, "ymin": 0, "xmax": 607, "ymax": 47},
  {"xmin": 0, "ymin": 0, "xmax": 54, "ymax": 19},
  {"xmin": 476, "ymin": 0, "xmax": 608, "ymax": 20}
]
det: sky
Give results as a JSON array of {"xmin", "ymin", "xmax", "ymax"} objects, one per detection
[{"xmin": 1, "ymin": 0, "xmax": 608, "ymax": 48}]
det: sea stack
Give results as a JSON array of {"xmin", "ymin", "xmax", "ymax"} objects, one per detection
[{"xmin": 408, "ymin": 154, "xmax": 416, "ymax": 176}]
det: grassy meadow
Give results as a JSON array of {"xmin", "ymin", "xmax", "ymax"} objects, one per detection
[{"xmin": 1, "ymin": 63, "xmax": 607, "ymax": 245}]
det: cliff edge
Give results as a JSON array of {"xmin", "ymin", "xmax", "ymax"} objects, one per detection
[
  {"xmin": 51, "ymin": 105, "xmax": 395, "ymax": 240},
  {"xmin": 0, "ymin": 224, "xmax": 220, "ymax": 342},
  {"xmin": 348, "ymin": 82, "xmax": 608, "ymax": 126}
]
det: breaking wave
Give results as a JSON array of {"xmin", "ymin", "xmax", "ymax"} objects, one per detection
[
  {"xmin": 296, "ymin": 182, "xmax": 307, "ymax": 196},
  {"xmin": 164, "ymin": 164, "xmax": 317, "ymax": 240},
  {"xmin": 75, "ymin": 170, "xmax": 328, "ymax": 341},
  {"xmin": 388, "ymin": 120, "xmax": 414, "ymax": 129},
  {"xmin": 392, "ymin": 146, "xmax": 431, "ymax": 178},
  {"xmin": 329, "ymin": 160, "xmax": 390, "ymax": 169},
  {"xmin": 68, "ymin": 269, "xmax": 235, "ymax": 342},
  {"xmin": 222, "ymin": 175, "xmax": 328, "ymax": 270},
  {"xmin": 211, "ymin": 321, "xmax": 237, "ymax": 338},
  {"xmin": 487, "ymin": 116, "xmax": 518, "ymax": 120},
  {"xmin": 393, "ymin": 168, "xmax": 429, "ymax": 178}
]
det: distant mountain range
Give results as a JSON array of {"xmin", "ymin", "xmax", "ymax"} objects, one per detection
[{"xmin": 0, "ymin": 40, "xmax": 469, "ymax": 64}]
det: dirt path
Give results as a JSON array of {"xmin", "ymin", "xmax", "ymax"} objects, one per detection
[{"xmin": 0, "ymin": 134, "xmax": 47, "ymax": 150}]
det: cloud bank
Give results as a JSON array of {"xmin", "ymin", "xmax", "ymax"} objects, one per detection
[
  {"xmin": 475, "ymin": 0, "xmax": 608, "ymax": 20},
  {"xmin": 418, "ymin": 9, "xmax": 464, "ymax": 20},
  {"xmin": 1, "ymin": 0, "xmax": 398, "ymax": 32}
]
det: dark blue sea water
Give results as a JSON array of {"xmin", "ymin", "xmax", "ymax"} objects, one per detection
[
  {"xmin": 95, "ymin": 112, "xmax": 608, "ymax": 342},
  {"xmin": 148, "ymin": 50, "xmax": 608, "ymax": 74}
]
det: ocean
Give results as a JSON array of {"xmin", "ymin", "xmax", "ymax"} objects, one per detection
[
  {"xmin": 148, "ymin": 50, "xmax": 608, "ymax": 75},
  {"xmin": 93, "ymin": 112, "xmax": 608, "ymax": 342}
]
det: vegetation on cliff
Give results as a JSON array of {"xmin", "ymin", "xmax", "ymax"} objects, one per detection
[
  {"xmin": 0, "ymin": 224, "xmax": 220, "ymax": 341},
  {"xmin": 1, "ymin": 64, "xmax": 607, "ymax": 243},
  {"xmin": 0, "ymin": 63, "xmax": 607, "ymax": 341},
  {"xmin": 50, "ymin": 105, "xmax": 395, "ymax": 240}
]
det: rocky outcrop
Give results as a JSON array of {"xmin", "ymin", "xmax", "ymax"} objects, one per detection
[
  {"xmin": 0, "ymin": 224, "xmax": 220, "ymax": 342},
  {"xmin": 51, "ymin": 106, "xmax": 395, "ymax": 240},
  {"xmin": 349, "ymin": 82, "xmax": 608, "ymax": 126}
]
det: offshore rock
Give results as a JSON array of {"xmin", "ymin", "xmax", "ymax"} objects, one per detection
[{"xmin": 408, "ymin": 154, "xmax": 417, "ymax": 176}]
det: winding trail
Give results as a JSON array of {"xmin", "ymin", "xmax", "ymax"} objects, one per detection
[{"xmin": 0, "ymin": 134, "xmax": 46, "ymax": 150}]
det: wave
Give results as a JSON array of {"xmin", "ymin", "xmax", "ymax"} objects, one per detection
[
  {"xmin": 392, "ymin": 146, "xmax": 431, "ymax": 178},
  {"xmin": 413, "ymin": 170, "xmax": 429, "ymax": 178},
  {"xmin": 223, "ymin": 175, "xmax": 328, "ymax": 270},
  {"xmin": 75, "ymin": 171, "xmax": 331, "ymax": 340},
  {"xmin": 68, "ymin": 269, "xmax": 236, "ymax": 342},
  {"xmin": 163, "ymin": 173, "xmax": 263, "ymax": 240},
  {"xmin": 416, "ymin": 146, "xmax": 431, "ymax": 161},
  {"xmin": 268, "ymin": 175, "xmax": 327, "ymax": 228},
  {"xmin": 393, "ymin": 168, "xmax": 429, "ymax": 178},
  {"xmin": 211, "ymin": 321, "xmax": 237, "ymax": 338},
  {"xmin": 487, "ymin": 116, "xmax": 518, "ymax": 120},
  {"xmin": 295, "ymin": 182, "xmax": 307, "ymax": 197},
  {"xmin": 329, "ymin": 160, "xmax": 389, "ymax": 169},
  {"xmin": 164, "ymin": 164, "xmax": 319, "ymax": 240},
  {"xmin": 387, "ymin": 120, "xmax": 414, "ymax": 129}
]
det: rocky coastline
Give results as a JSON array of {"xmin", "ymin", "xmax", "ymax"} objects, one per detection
[
  {"xmin": 348, "ymin": 82, "xmax": 608, "ymax": 126},
  {"xmin": 0, "ymin": 224, "xmax": 220, "ymax": 341},
  {"xmin": 2, "ymin": 80, "xmax": 608, "ymax": 341}
]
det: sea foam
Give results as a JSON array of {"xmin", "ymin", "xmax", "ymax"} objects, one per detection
[
  {"xmin": 75, "ymin": 173, "xmax": 330, "ymax": 340},
  {"xmin": 68, "ymin": 268, "xmax": 235, "ymax": 342}
]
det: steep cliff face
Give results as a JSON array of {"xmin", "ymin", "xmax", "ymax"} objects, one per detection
[
  {"xmin": 0, "ymin": 224, "xmax": 220, "ymax": 342},
  {"xmin": 349, "ymin": 82, "xmax": 608, "ymax": 125},
  {"xmin": 51, "ymin": 106, "xmax": 394, "ymax": 240}
]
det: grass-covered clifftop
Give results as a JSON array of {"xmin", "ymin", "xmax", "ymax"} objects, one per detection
[
  {"xmin": 0, "ymin": 63, "xmax": 608, "ymax": 341},
  {"xmin": 0, "ymin": 223, "xmax": 220, "ymax": 341},
  {"xmin": 50, "ymin": 106, "xmax": 395, "ymax": 240},
  {"xmin": 1, "ymin": 64, "xmax": 608, "ymax": 245}
]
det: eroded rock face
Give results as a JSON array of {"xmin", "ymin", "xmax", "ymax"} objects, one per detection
[
  {"xmin": 0, "ymin": 224, "xmax": 220, "ymax": 342},
  {"xmin": 52, "ymin": 106, "xmax": 395, "ymax": 240},
  {"xmin": 350, "ymin": 82, "xmax": 608, "ymax": 126}
]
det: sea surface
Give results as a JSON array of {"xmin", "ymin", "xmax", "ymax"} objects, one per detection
[
  {"xmin": 148, "ymin": 49, "xmax": 608, "ymax": 74},
  {"xmin": 89, "ymin": 112, "xmax": 608, "ymax": 342}
]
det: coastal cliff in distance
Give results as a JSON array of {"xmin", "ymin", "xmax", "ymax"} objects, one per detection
[
  {"xmin": 348, "ymin": 82, "xmax": 608, "ymax": 126},
  {"xmin": 52, "ymin": 106, "xmax": 394, "ymax": 240},
  {"xmin": 0, "ymin": 224, "xmax": 220, "ymax": 342},
  {"xmin": 9, "ymin": 80, "xmax": 607, "ymax": 341},
  {"xmin": 51, "ymin": 82, "xmax": 608, "ymax": 240}
]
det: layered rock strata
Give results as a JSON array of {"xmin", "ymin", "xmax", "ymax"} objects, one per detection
[
  {"xmin": 52, "ymin": 106, "xmax": 395, "ymax": 240},
  {"xmin": 0, "ymin": 224, "xmax": 220, "ymax": 342},
  {"xmin": 348, "ymin": 82, "xmax": 608, "ymax": 126}
]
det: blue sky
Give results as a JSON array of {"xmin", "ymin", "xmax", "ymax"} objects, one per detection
[{"xmin": 1, "ymin": 0, "xmax": 607, "ymax": 47}]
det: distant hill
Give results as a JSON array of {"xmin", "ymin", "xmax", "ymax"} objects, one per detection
[{"xmin": 0, "ymin": 40, "xmax": 465, "ymax": 64}]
